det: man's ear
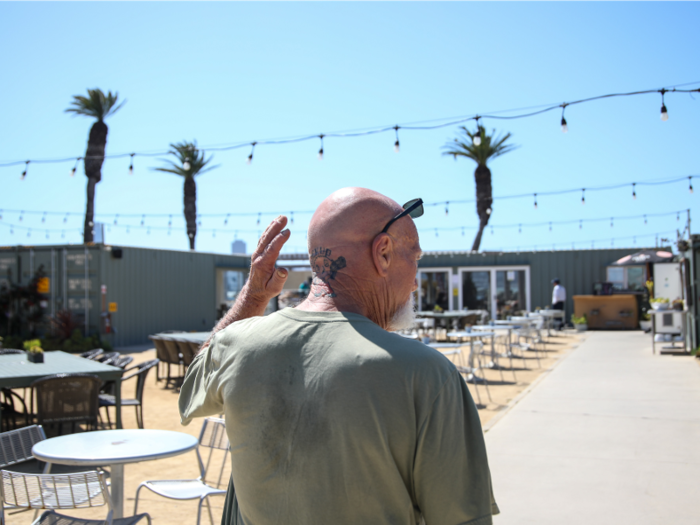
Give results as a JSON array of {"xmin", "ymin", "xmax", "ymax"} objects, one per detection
[{"xmin": 372, "ymin": 234, "xmax": 393, "ymax": 277}]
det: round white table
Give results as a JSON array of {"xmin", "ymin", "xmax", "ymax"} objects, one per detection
[{"xmin": 32, "ymin": 429, "xmax": 198, "ymax": 518}]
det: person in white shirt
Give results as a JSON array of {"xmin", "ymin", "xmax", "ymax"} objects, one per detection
[
  {"xmin": 551, "ymin": 278, "xmax": 566, "ymax": 310},
  {"xmin": 551, "ymin": 278, "xmax": 566, "ymax": 330}
]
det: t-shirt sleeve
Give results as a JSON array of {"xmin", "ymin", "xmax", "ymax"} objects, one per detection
[
  {"xmin": 178, "ymin": 335, "xmax": 226, "ymax": 426},
  {"xmin": 413, "ymin": 370, "xmax": 499, "ymax": 525}
]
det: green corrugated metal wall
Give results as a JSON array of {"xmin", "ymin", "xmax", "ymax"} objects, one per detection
[{"xmin": 1, "ymin": 244, "xmax": 249, "ymax": 347}]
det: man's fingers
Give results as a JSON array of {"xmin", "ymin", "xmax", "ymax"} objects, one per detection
[
  {"xmin": 255, "ymin": 216, "xmax": 288, "ymax": 254},
  {"xmin": 266, "ymin": 267, "xmax": 288, "ymax": 296},
  {"xmin": 262, "ymin": 228, "xmax": 291, "ymax": 261}
]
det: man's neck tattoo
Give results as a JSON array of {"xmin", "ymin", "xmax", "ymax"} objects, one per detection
[{"xmin": 310, "ymin": 247, "xmax": 347, "ymax": 298}]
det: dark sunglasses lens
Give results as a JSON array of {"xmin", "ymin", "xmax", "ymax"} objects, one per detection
[{"xmin": 403, "ymin": 199, "xmax": 424, "ymax": 219}]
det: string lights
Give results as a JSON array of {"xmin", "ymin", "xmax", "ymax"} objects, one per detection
[
  {"xmin": 318, "ymin": 135, "xmax": 324, "ymax": 161},
  {"xmin": 533, "ymin": 193, "xmax": 538, "ymax": 209},
  {"xmin": 560, "ymin": 104, "xmax": 568, "ymax": 133},
  {"xmin": 689, "ymin": 176, "xmax": 694, "ymax": 194},
  {"xmin": 660, "ymin": 89, "xmax": 669, "ymax": 121},
  {"xmin": 128, "ymin": 153, "xmax": 135, "ymax": 175},
  {"xmin": 70, "ymin": 157, "xmax": 81, "ymax": 177},
  {"xmin": 393, "ymin": 126, "xmax": 400, "ymax": 153},
  {"xmin": 20, "ymin": 161, "xmax": 29, "ymax": 180},
  {"xmin": 581, "ymin": 188, "xmax": 585, "ymax": 205},
  {"xmin": 2, "ymin": 83, "xmax": 698, "ymax": 173},
  {"xmin": 632, "ymin": 183, "xmax": 636, "ymax": 200},
  {"xmin": 246, "ymin": 142, "xmax": 256, "ymax": 165}
]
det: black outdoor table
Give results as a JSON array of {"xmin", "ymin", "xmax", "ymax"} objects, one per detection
[{"xmin": 0, "ymin": 351, "xmax": 125, "ymax": 429}]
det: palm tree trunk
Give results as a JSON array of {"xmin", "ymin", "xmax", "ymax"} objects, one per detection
[
  {"xmin": 83, "ymin": 120, "xmax": 108, "ymax": 244},
  {"xmin": 184, "ymin": 176, "xmax": 197, "ymax": 250},
  {"xmin": 471, "ymin": 163, "xmax": 493, "ymax": 252}
]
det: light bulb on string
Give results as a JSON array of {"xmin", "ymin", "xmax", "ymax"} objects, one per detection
[
  {"xmin": 472, "ymin": 118, "xmax": 482, "ymax": 146},
  {"xmin": 486, "ymin": 207, "xmax": 491, "ymax": 215},
  {"xmin": 610, "ymin": 217, "xmax": 614, "ymax": 228},
  {"xmin": 45, "ymin": 231, "xmax": 49, "ymax": 240},
  {"xmin": 140, "ymin": 215, "xmax": 145, "ymax": 227},
  {"xmin": 518, "ymin": 224, "xmax": 522, "ymax": 234},
  {"xmin": 435, "ymin": 229, "xmax": 438, "ymax": 238},
  {"xmin": 41, "ymin": 212, "xmax": 46, "ymax": 223},
  {"xmin": 61, "ymin": 230, "xmax": 64, "ymax": 239},
  {"xmin": 490, "ymin": 225, "xmax": 494, "ymax": 235},
  {"xmin": 689, "ymin": 176, "xmax": 693, "ymax": 194},
  {"xmin": 549, "ymin": 222, "xmax": 552, "ymax": 232},
  {"xmin": 317, "ymin": 135, "xmax": 324, "ymax": 161},
  {"xmin": 660, "ymin": 89, "xmax": 669, "ymax": 121},
  {"xmin": 213, "ymin": 230, "xmax": 216, "ymax": 238},
  {"xmin": 247, "ymin": 142, "xmax": 257, "ymax": 165},
  {"xmin": 0, "ymin": 210, "xmax": 2, "ymax": 220},
  {"xmin": 21, "ymin": 161, "xmax": 29, "ymax": 180},
  {"xmin": 71, "ymin": 157, "xmax": 81, "ymax": 177},
  {"xmin": 197, "ymin": 215, "xmax": 202, "ymax": 227},
  {"xmin": 27, "ymin": 229, "xmax": 31, "ymax": 238},
  {"xmin": 579, "ymin": 220, "xmax": 582, "ymax": 229},
  {"xmin": 677, "ymin": 212, "xmax": 680, "ymax": 221},
  {"xmin": 168, "ymin": 215, "xmax": 172, "ymax": 227},
  {"xmin": 147, "ymin": 227, "xmax": 151, "ymax": 235},
  {"xmin": 183, "ymin": 157, "xmax": 191, "ymax": 171},
  {"xmin": 63, "ymin": 213, "xmax": 68, "ymax": 224},
  {"xmin": 633, "ymin": 236, "xmax": 636, "ymax": 245},
  {"xmin": 461, "ymin": 227, "xmax": 465, "ymax": 236},
  {"xmin": 445, "ymin": 202, "xmax": 449, "ymax": 216},
  {"xmin": 10, "ymin": 227, "xmax": 13, "ymax": 234},
  {"xmin": 290, "ymin": 212, "xmax": 294, "ymax": 225},
  {"xmin": 632, "ymin": 183, "xmax": 636, "ymax": 200},
  {"xmin": 560, "ymin": 104, "xmax": 568, "ymax": 133},
  {"xmin": 644, "ymin": 215, "xmax": 647, "ymax": 225},
  {"xmin": 113, "ymin": 214, "xmax": 118, "ymax": 225},
  {"xmin": 393, "ymin": 126, "xmax": 400, "ymax": 153},
  {"xmin": 533, "ymin": 193, "xmax": 538, "ymax": 209},
  {"xmin": 581, "ymin": 188, "xmax": 585, "ymax": 205},
  {"xmin": 256, "ymin": 213, "xmax": 261, "ymax": 226},
  {"xmin": 19, "ymin": 211, "xmax": 23, "ymax": 222},
  {"xmin": 224, "ymin": 214, "xmax": 229, "ymax": 226},
  {"xmin": 128, "ymin": 154, "xmax": 135, "ymax": 175}
]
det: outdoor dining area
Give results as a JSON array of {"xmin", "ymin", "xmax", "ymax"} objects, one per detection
[{"xmin": 0, "ymin": 343, "xmax": 234, "ymax": 525}]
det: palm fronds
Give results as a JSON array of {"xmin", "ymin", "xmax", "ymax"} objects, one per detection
[
  {"xmin": 65, "ymin": 89, "xmax": 124, "ymax": 121},
  {"xmin": 442, "ymin": 126, "xmax": 518, "ymax": 166},
  {"xmin": 154, "ymin": 141, "xmax": 218, "ymax": 178}
]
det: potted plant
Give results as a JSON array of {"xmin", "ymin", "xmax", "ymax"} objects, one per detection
[
  {"xmin": 639, "ymin": 312, "xmax": 652, "ymax": 331},
  {"xmin": 650, "ymin": 298, "xmax": 670, "ymax": 311},
  {"xmin": 571, "ymin": 314, "xmax": 588, "ymax": 332},
  {"xmin": 23, "ymin": 339, "xmax": 44, "ymax": 363}
]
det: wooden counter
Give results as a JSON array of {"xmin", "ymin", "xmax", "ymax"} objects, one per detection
[{"xmin": 573, "ymin": 295, "xmax": 638, "ymax": 329}]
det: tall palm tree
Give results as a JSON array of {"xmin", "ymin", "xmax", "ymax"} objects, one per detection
[
  {"xmin": 443, "ymin": 126, "xmax": 517, "ymax": 252},
  {"xmin": 154, "ymin": 141, "xmax": 217, "ymax": 250},
  {"xmin": 66, "ymin": 89, "xmax": 124, "ymax": 243}
]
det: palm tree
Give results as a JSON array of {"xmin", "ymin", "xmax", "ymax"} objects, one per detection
[
  {"xmin": 154, "ymin": 141, "xmax": 217, "ymax": 250},
  {"xmin": 443, "ymin": 126, "xmax": 517, "ymax": 252},
  {"xmin": 66, "ymin": 89, "xmax": 125, "ymax": 244}
]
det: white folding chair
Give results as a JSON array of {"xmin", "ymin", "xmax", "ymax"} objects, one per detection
[
  {"xmin": 0, "ymin": 469, "xmax": 150, "ymax": 525},
  {"xmin": 134, "ymin": 418, "xmax": 229, "ymax": 525}
]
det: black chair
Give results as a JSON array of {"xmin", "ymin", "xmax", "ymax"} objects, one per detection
[
  {"xmin": 31, "ymin": 374, "xmax": 102, "ymax": 437},
  {"xmin": 99, "ymin": 360, "xmax": 159, "ymax": 430},
  {"xmin": 110, "ymin": 355, "xmax": 134, "ymax": 369},
  {"xmin": 80, "ymin": 348, "xmax": 104, "ymax": 360},
  {"xmin": 95, "ymin": 352, "xmax": 120, "ymax": 365},
  {"xmin": 1, "ymin": 388, "xmax": 31, "ymax": 432},
  {"xmin": 0, "ymin": 349, "xmax": 24, "ymax": 355}
]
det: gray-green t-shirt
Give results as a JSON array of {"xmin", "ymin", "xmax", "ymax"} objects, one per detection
[{"xmin": 179, "ymin": 308, "xmax": 498, "ymax": 525}]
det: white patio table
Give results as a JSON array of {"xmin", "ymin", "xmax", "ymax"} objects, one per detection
[{"xmin": 32, "ymin": 429, "xmax": 198, "ymax": 518}]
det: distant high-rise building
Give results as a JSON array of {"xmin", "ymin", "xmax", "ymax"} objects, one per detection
[{"xmin": 231, "ymin": 240, "xmax": 247, "ymax": 255}]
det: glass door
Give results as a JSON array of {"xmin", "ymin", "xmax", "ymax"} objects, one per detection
[
  {"xmin": 495, "ymin": 269, "xmax": 527, "ymax": 319},
  {"xmin": 461, "ymin": 271, "xmax": 491, "ymax": 311},
  {"xmin": 419, "ymin": 270, "xmax": 450, "ymax": 312}
]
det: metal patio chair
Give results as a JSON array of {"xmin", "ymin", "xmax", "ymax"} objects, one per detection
[
  {"xmin": 79, "ymin": 349, "xmax": 104, "ymax": 361},
  {"xmin": 134, "ymin": 417, "xmax": 229, "ymax": 525},
  {"xmin": 30, "ymin": 374, "xmax": 101, "ymax": 437},
  {"xmin": 173, "ymin": 339, "xmax": 197, "ymax": 368},
  {"xmin": 0, "ymin": 469, "xmax": 150, "ymax": 525},
  {"xmin": 1, "ymin": 389, "xmax": 31, "ymax": 432},
  {"xmin": 99, "ymin": 360, "xmax": 159, "ymax": 430},
  {"xmin": 0, "ymin": 349, "xmax": 24, "ymax": 355}
]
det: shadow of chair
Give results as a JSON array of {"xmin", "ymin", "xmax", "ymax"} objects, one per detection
[
  {"xmin": 30, "ymin": 374, "xmax": 102, "ymax": 437},
  {"xmin": 134, "ymin": 417, "xmax": 229, "ymax": 525},
  {"xmin": 99, "ymin": 360, "xmax": 159, "ymax": 430},
  {"xmin": 0, "ymin": 469, "xmax": 150, "ymax": 525}
]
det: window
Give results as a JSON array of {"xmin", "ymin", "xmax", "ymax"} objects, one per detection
[{"xmin": 419, "ymin": 271, "xmax": 450, "ymax": 312}]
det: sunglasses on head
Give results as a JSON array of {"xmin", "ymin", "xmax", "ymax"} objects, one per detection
[{"xmin": 381, "ymin": 198, "xmax": 424, "ymax": 234}]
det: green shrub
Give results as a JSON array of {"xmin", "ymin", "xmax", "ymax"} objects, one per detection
[{"xmin": 571, "ymin": 314, "xmax": 588, "ymax": 325}]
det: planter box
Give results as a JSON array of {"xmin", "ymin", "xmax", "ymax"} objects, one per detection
[
  {"xmin": 574, "ymin": 324, "xmax": 588, "ymax": 332},
  {"xmin": 639, "ymin": 320, "xmax": 652, "ymax": 331},
  {"xmin": 27, "ymin": 352, "xmax": 44, "ymax": 363}
]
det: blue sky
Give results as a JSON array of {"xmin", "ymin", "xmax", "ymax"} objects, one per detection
[{"xmin": 1, "ymin": 2, "xmax": 698, "ymax": 255}]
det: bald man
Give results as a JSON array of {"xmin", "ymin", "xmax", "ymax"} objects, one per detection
[{"xmin": 179, "ymin": 188, "xmax": 499, "ymax": 525}]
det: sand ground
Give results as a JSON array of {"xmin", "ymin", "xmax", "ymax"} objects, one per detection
[{"xmin": 4, "ymin": 330, "xmax": 583, "ymax": 525}]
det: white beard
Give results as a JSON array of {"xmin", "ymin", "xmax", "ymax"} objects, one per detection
[{"xmin": 388, "ymin": 294, "xmax": 416, "ymax": 331}]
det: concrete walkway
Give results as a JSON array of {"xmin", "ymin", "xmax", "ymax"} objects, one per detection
[{"xmin": 486, "ymin": 331, "xmax": 700, "ymax": 525}]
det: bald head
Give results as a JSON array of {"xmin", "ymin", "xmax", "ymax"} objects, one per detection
[
  {"xmin": 299, "ymin": 187, "xmax": 422, "ymax": 330},
  {"xmin": 307, "ymin": 187, "xmax": 402, "ymax": 250}
]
